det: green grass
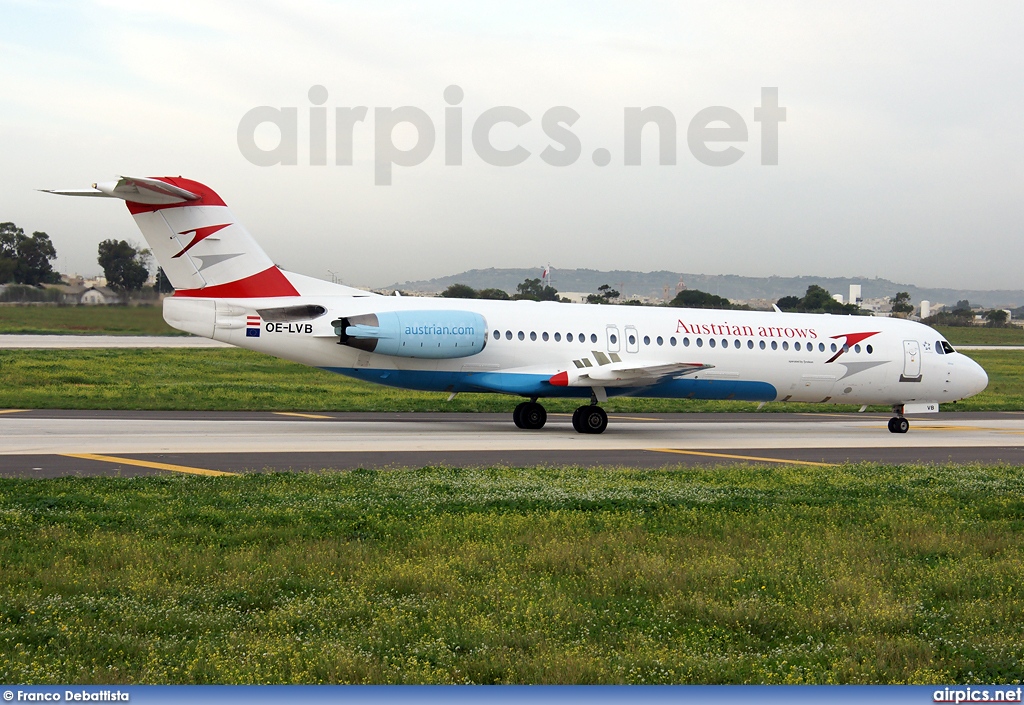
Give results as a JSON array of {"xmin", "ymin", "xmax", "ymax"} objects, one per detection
[
  {"xmin": 0, "ymin": 348, "xmax": 1019, "ymax": 412},
  {"xmin": 0, "ymin": 305, "xmax": 179, "ymax": 335},
  {"xmin": 1, "ymin": 465, "xmax": 1022, "ymax": 684},
  {"xmin": 935, "ymin": 325, "xmax": 1024, "ymax": 346}
]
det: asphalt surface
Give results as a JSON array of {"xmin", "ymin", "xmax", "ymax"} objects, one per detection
[{"xmin": 1, "ymin": 409, "xmax": 1023, "ymax": 478}]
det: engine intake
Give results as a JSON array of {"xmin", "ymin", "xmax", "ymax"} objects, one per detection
[{"xmin": 332, "ymin": 310, "xmax": 487, "ymax": 359}]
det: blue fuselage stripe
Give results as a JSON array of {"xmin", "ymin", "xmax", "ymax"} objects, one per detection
[{"xmin": 321, "ymin": 367, "xmax": 777, "ymax": 401}]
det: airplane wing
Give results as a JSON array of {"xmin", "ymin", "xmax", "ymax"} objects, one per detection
[{"xmin": 549, "ymin": 358, "xmax": 713, "ymax": 388}]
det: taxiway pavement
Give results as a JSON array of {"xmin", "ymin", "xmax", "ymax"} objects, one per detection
[{"xmin": 1, "ymin": 410, "xmax": 1022, "ymax": 477}]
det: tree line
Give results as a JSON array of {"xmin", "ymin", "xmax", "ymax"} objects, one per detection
[{"xmin": 0, "ymin": 221, "xmax": 164, "ymax": 295}]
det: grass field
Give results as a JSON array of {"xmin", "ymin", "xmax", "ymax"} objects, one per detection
[
  {"xmin": 0, "ymin": 305, "xmax": 179, "ymax": 336},
  {"xmin": 1, "ymin": 464, "xmax": 1022, "ymax": 684},
  {"xmin": 0, "ymin": 347, "xmax": 1019, "ymax": 412},
  {"xmin": 934, "ymin": 325, "xmax": 1024, "ymax": 346}
]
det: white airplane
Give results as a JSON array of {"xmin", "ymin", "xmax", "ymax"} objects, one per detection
[{"xmin": 47, "ymin": 176, "xmax": 989, "ymax": 434}]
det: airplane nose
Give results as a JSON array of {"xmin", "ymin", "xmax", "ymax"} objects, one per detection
[{"xmin": 963, "ymin": 356, "xmax": 988, "ymax": 398}]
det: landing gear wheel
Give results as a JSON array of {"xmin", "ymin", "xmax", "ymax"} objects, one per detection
[
  {"xmin": 513, "ymin": 401, "xmax": 546, "ymax": 430},
  {"xmin": 573, "ymin": 405, "xmax": 608, "ymax": 434},
  {"xmin": 888, "ymin": 417, "xmax": 909, "ymax": 434},
  {"xmin": 519, "ymin": 402, "xmax": 547, "ymax": 430}
]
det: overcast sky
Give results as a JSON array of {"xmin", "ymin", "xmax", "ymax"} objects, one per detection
[{"xmin": 2, "ymin": 1, "xmax": 1022, "ymax": 290}]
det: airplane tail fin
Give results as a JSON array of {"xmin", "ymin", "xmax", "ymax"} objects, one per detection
[{"xmin": 45, "ymin": 176, "xmax": 300, "ymax": 298}]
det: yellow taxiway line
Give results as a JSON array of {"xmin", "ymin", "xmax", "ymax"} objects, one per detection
[
  {"xmin": 273, "ymin": 411, "xmax": 335, "ymax": 420},
  {"xmin": 61, "ymin": 453, "xmax": 236, "ymax": 477},
  {"xmin": 648, "ymin": 448, "xmax": 837, "ymax": 467},
  {"xmin": 0, "ymin": 409, "xmax": 28, "ymax": 415}
]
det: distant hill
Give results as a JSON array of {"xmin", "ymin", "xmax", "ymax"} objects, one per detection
[{"xmin": 389, "ymin": 268, "xmax": 1024, "ymax": 308}]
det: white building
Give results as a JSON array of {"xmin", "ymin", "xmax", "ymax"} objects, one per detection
[{"xmin": 849, "ymin": 284, "xmax": 862, "ymax": 307}]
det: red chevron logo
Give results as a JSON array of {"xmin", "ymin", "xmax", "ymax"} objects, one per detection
[
  {"xmin": 173, "ymin": 223, "xmax": 230, "ymax": 258},
  {"xmin": 826, "ymin": 331, "xmax": 880, "ymax": 363}
]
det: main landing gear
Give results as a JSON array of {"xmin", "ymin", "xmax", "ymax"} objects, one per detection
[
  {"xmin": 571, "ymin": 405, "xmax": 608, "ymax": 434},
  {"xmin": 512, "ymin": 397, "xmax": 609, "ymax": 434},
  {"xmin": 513, "ymin": 400, "xmax": 547, "ymax": 430}
]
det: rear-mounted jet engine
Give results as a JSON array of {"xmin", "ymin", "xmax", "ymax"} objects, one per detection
[{"xmin": 332, "ymin": 310, "xmax": 487, "ymax": 359}]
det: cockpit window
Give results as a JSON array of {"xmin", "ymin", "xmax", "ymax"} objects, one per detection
[
  {"xmin": 935, "ymin": 339, "xmax": 944, "ymax": 355},
  {"xmin": 940, "ymin": 340, "xmax": 955, "ymax": 354}
]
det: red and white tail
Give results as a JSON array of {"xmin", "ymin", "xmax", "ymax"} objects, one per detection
[{"xmin": 46, "ymin": 176, "xmax": 301, "ymax": 298}]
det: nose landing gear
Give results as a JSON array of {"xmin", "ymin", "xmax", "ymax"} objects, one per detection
[{"xmin": 888, "ymin": 405, "xmax": 910, "ymax": 434}]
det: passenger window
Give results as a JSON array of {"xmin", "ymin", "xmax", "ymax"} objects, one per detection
[
  {"xmin": 709, "ymin": 338, "xmax": 716, "ymax": 348},
  {"xmin": 818, "ymin": 343, "xmax": 825, "ymax": 352},
  {"xmin": 794, "ymin": 342, "xmax": 801, "ymax": 351},
  {"xmin": 542, "ymin": 332, "xmax": 549, "ymax": 341},
  {"xmin": 657, "ymin": 336, "xmax": 664, "ymax": 346},
  {"xmin": 590, "ymin": 333, "xmax": 597, "ymax": 343},
  {"xmin": 854, "ymin": 344, "xmax": 861, "ymax": 353},
  {"xmin": 530, "ymin": 332, "xmax": 537, "ymax": 341},
  {"xmin": 771, "ymin": 341, "xmax": 778, "ymax": 350},
  {"xmin": 830, "ymin": 343, "xmax": 837, "ymax": 352},
  {"xmin": 505, "ymin": 330, "xmax": 512, "ymax": 340},
  {"xmin": 628, "ymin": 334, "xmax": 636, "ymax": 345},
  {"xmin": 759, "ymin": 340, "xmax": 766, "ymax": 350},
  {"xmin": 609, "ymin": 334, "xmax": 617, "ymax": 344},
  {"xmin": 554, "ymin": 332, "xmax": 561, "ymax": 342},
  {"xmin": 567, "ymin": 333, "xmax": 574, "ymax": 342},
  {"xmin": 734, "ymin": 339, "xmax": 741, "ymax": 349},
  {"xmin": 721, "ymin": 339, "xmax": 727, "ymax": 348},
  {"xmin": 493, "ymin": 330, "xmax": 500, "ymax": 340},
  {"xmin": 782, "ymin": 341, "xmax": 789, "ymax": 351},
  {"xmin": 696, "ymin": 338, "xmax": 703, "ymax": 347},
  {"xmin": 643, "ymin": 335, "xmax": 651, "ymax": 345},
  {"xmin": 747, "ymin": 340, "xmax": 753, "ymax": 349},
  {"xmin": 866, "ymin": 344, "xmax": 873, "ymax": 354},
  {"xmin": 518, "ymin": 331, "xmax": 525, "ymax": 340}
]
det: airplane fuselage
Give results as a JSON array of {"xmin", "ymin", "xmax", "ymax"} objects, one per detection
[{"xmin": 167, "ymin": 294, "xmax": 988, "ymax": 408}]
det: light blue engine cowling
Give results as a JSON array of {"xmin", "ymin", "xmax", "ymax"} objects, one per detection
[{"xmin": 334, "ymin": 310, "xmax": 488, "ymax": 359}]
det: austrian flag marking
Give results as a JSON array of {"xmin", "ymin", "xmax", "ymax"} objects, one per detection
[{"xmin": 246, "ymin": 315, "xmax": 261, "ymax": 338}]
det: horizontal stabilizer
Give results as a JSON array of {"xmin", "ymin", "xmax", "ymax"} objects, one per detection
[{"xmin": 43, "ymin": 176, "xmax": 199, "ymax": 205}]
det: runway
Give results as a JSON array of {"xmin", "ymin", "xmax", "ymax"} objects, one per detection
[{"xmin": 1, "ymin": 409, "xmax": 1023, "ymax": 477}]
